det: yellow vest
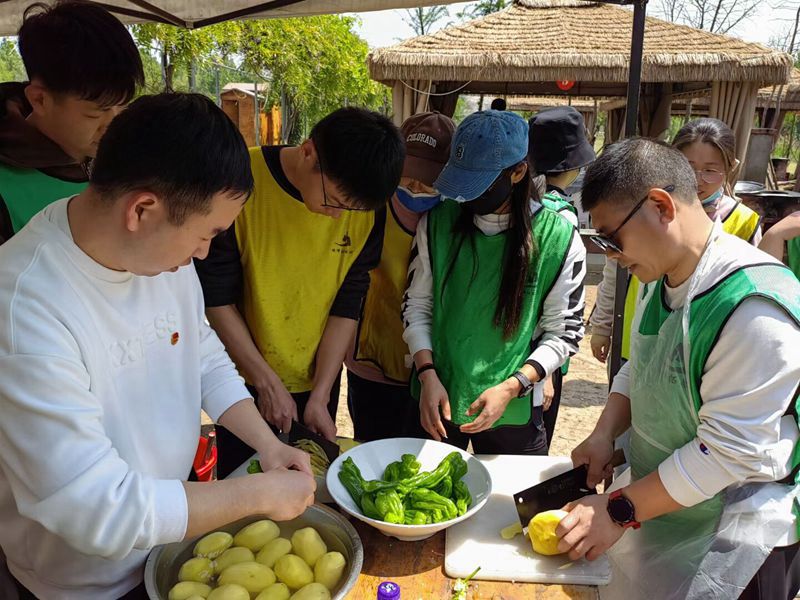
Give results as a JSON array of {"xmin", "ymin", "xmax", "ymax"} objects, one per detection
[
  {"xmin": 620, "ymin": 201, "xmax": 761, "ymax": 360},
  {"xmin": 236, "ymin": 147, "xmax": 375, "ymax": 392},
  {"xmin": 353, "ymin": 204, "xmax": 414, "ymax": 382}
]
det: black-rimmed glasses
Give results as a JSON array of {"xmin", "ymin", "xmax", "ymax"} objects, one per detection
[
  {"xmin": 590, "ymin": 185, "xmax": 675, "ymax": 254},
  {"xmin": 318, "ymin": 158, "xmax": 370, "ymax": 212}
]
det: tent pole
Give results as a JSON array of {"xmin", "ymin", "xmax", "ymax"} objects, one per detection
[{"xmin": 608, "ymin": 0, "xmax": 647, "ymax": 385}]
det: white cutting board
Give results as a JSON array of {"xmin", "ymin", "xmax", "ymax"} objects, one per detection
[{"xmin": 445, "ymin": 454, "xmax": 611, "ymax": 586}]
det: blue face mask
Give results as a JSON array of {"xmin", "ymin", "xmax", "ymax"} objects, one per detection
[
  {"xmin": 396, "ymin": 186, "xmax": 441, "ymax": 213},
  {"xmin": 701, "ymin": 187, "xmax": 724, "ymax": 207}
]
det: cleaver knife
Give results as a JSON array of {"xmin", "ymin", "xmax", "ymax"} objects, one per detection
[
  {"xmin": 282, "ymin": 420, "xmax": 341, "ymax": 464},
  {"xmin": 513, "ymin": 449, "xmax": 626, "ymax": 529}
]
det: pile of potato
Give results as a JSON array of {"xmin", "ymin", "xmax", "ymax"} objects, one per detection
[{"xmin": 168, "ymin": 519, "xmax": 347, "ymax": 600}]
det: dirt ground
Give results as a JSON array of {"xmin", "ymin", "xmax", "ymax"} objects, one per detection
[{"xmin": 334, "ymin": 284, "xmax": 607, "ymax": 457}]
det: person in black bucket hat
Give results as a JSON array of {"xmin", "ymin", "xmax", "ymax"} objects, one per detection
[
  {"xmin": 527, "ymin": 106, "xmax": 595, "ymax": 452},
  {"xmin": 528, "ymin": 106, "xmax": 596, "ymax": 227}
]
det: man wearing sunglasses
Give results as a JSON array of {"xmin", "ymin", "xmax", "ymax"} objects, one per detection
[
  {"xmin": 195, "ymin": 107, "xmax": 404, "ymax": 475},
  {"xmin": 560, "ymin": 138, "xmax": 800, "ymax": 600}
]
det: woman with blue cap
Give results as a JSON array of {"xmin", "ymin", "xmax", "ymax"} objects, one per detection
[{"xmin": 402, "ymin": 110, "xmax": 587, "ymax": 454}]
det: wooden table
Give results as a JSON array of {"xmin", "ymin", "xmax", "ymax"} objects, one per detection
[{"xmin": 344, "ymin": 518, "xmax": 598, "ymax": 600}]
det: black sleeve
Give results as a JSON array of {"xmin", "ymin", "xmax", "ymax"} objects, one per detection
[
  {"xmin": 194, "ymin": 223, "xmax": 243, "ymax": 307},
  {"xmin": 0, "ymin": 196, "xmax": 12, "ymax": 246},
  {"xmin": 329, "ymin": 207, "xmax": 386, "ymax": 320}
]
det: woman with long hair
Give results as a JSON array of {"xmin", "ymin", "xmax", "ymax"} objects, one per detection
[{"xmin": 402, "ymin": 110, "xmax": 586, "ymax": 454}]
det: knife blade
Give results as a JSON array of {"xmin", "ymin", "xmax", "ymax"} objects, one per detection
[{"xmin": 513, "ymin": 449, "xmax": 626, "ymax": 529}]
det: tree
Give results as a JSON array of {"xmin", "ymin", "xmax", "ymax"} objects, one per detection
[
  {"xmin": 230, "ymin": 15, "xmax": 389, "ymax": 143},
  {"xmin": 132, "ymin": 24, "xmax": 220, "ymax": 92},
  {"xmin": 653, "ymin": 0, "xmax": 760, "ymax": 35},
  {"xmin": 457, "ymin": 1, "xmax": 508, "ymax": 20},
  {"xmin": 402, "ymin": 6, "xmax": 449, "ymax": 36},
  {"xmin": 0, "ymin": 38, "xmax": 26, "ymax": 82}
]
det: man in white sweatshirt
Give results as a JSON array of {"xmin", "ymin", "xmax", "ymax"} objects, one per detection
[
  {"xmin": 0, "ymin": 93, "xmax": 315, "ymax": 600},
  {"xmin": 559, "ymin": 138, "xmax": 800, "ymax": 600}
]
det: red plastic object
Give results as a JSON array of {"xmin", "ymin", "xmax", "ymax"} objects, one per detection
[
  {"xmin": 556, "ymin": 80, "xmax": 575, "ymax": 91},
  {"xmin": 193, "ymin": 433, "xmax": 217, "ymax": 482}
]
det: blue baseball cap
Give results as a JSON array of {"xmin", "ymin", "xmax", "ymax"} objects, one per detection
[{"xmin": 434, "ymin": 110, "xmax": 529, "ymax": 202}]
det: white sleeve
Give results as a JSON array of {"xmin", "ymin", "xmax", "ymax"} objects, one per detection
[
  {"xmin": 610, "ymin": 359, "xmax": 632, "ymax": 398},
  {"xmin": 526, "ymin": 229, "xmax": 587, "ymax": 375},
  {"xmin": 191, "ymin": 270, "xmax": 250, "ymax": 422},
  {"xmin": 658, "ymin": 297, "xmax": 800, "ymax": 507},
  {"xmin": 590, "ymin": 256, "xmax": 617, "ymax": 336},
  {"xmin": 402, "ymin": 212, "xmax": 434, "ymax": 356},
  {"xmin": 0, "ymin": 348, "xmax": 188, "ymax": 560}
]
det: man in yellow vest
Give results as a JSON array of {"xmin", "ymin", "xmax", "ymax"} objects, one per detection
[
  {"xmin": 196, "ymin": 107, "xmax": 404, "ymax": 476},
  {"xmin": 345, "ymin": 111, "xmax": 454, "ymax": 441},
  {"xmin": 0, "ymin": 1, "xmax": 143, "ymax": 245}
]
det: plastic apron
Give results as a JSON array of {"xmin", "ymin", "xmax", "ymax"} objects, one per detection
[{"xmin": 600, "ymin": 221, "xmax": 798, "ymax": 600}]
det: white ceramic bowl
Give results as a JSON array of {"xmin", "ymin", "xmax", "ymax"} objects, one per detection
[{"xmin": 326, "ymin": 437, "xmax": 491, "ymax": 541}]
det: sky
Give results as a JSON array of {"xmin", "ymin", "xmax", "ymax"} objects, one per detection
[{"xmin": 349, "ymin": 2, "xmax": 797, "ymax": 50}]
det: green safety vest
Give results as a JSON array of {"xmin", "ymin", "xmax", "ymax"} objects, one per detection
[
  {"xmin": 789, "ymin": 237, "xmax": 800, "ymax": 280},
  {"xmin": 541, "ymin": 190, "xmax": 578, "ymax": 219},
  {"xmin": 410, "ymin": 201, "xmax": 574, "ymax": 427},
  {"xmin": 0, "ymin": 162, "xmax": 87, "ymax": 234}
]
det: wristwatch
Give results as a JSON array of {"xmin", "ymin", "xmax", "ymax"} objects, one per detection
[
  {"xmin": 607, "ymin": 490, "xmax": 641, "ymax": 529},
  {"xmin": 511, "ymin": 370, "xmax": 534, "ymax": 398}
]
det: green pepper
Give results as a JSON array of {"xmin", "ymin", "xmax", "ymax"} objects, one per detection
[
  {"xmin": 338, "ymin": 457, "xmax": 366, "ymax": 505},
  {"xmin": 447, "ymin": 454, "xmax": 468, "ymax": 482},
  {"xmin": 375, "ymin": 489, "xmax": 405, "ymax": 524},
  {"xmin": 383, "ymin": 453, "xmax": 422, "ymax": 482},
  {"xmin": 433, "ymin": 476, "xmax": 453, "ymax": 499},
  {"xmin": 403, "ymin": 509, "xmax": 429, "ymax": 525},
  {"xmin": 247, "ymin": 459, "xmax": 263, "ymax": 474},
  {"xmin": 453, "ymin": 480, "xmax": 471, "ymax": 516},
  {"xmin": 409, "ymin": 488, "xmax": 458, "ymax": 521},
  {"xmin": 360, "ymin": 492, "xmax": 382, "ymax": 520}
]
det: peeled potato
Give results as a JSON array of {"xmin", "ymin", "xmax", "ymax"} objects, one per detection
[
  {"xmin": 207, "ymin": 584, "xmax": 251, "ymax": 600},
  {"xmin": 234, "ymin": 519, "xmax": 280, "ymax": 552},
  {"xmin": 529, "ymin": 509, "xmax": 569, "ymax": 556},
  {"xmin": 185, "ymin": 596, "xmax": 208, "ymax": 600},
  {"xmin": 290, "ymin": 582, "xmax": 331, "ymax": 600},
  {"xmin": 194, "ymin": 531, "xmax": 234, "ymax": 559},
  {"xmin": 218, "ymin": 561, "xmax": 276, "ymax": 595},
  {"xmin": 255, "ymin": 582, "xmax": 292, "ymax": 600},
  {"xmin": 256, "ymin": 537, "xmax": 293, "ymax": 568},
  {"xmin": 178, "ymin": 557, "xmax": 214, "ymax": 584},
  {"xmin": 214, "ymin": 547, "xmax": 256, "ymax": 575},
  {"xmin": 274, "ymin": 554, "xmax": 314, "ymax": 590},
  {"xmin": 500, "ymin": 521, "xmax": 523, "ymax": 540},
  {"xmin": 291, "ymin": 528, "xmax": 327, "ymax": 568},
  {"xmin": 313, "ymin": 551, "xmax": 345, "ymax": 590},
  {"xmin": 168, "ymin": 581, "xmax": 212, "ymax": 600}
]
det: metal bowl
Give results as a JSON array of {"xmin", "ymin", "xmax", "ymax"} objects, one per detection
[{"xmin": 144, "ymin": 504, "xmax": 362, "ymax": 599}]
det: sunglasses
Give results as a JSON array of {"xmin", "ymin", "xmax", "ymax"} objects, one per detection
[
  {"xmin": 318, "ymin": 157, "xmax": 370, "ymax": 212},
  {"xmin": 591, "ymin": 185, "xmax": 675, "ymax": 254}
]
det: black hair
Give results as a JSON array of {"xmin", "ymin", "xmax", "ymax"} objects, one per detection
[
  {"xmin": 310, "ymin": 107, "xmax": 404, "ymax": 210},
  {"xmin": 490, "ymin": 98, "xmax": 507, "ymax": 111},
  {"xmin": 91, "ymin": 93, "xmax": 254, "ymax": 226},
  {"xmin": 672, "ymin": 118, "xmax": 737, "ymax": 195},
  {"xmin": 581, "ymin": 137, "xmax": 697, "ymax": 213},
  {"xmin": 445, "ymin": 163, "xmax": 537, "ymax": 339},
  {"xmin": 18, "ymin": 1, "xmax": 144, "ymax": 106}
]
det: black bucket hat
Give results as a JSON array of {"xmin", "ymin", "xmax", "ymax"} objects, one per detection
[{"xmin": 528, "ymin": 106, "xmax": 596, "ymax": 175}]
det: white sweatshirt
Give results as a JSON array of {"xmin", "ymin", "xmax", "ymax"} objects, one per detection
[
  {"xmin": 0, "ymin": 199, "xmax": 249, "ymax": 599},
  {"xmin": 611, "ymin": 233, "xmax": 800, "ymax": 526},
  {"xmin": 402, "ymin": 202, "xmax": 586, "ymax": 406}
]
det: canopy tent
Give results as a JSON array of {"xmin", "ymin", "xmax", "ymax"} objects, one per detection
[
  {"xmin": 368, "ymin": 0, "xmax": 792, "ymax": 164},
  {"xmin": 0, "ymin": 0, "xmax": 463, "ymax": 34}
]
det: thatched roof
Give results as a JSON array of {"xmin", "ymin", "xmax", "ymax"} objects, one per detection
[
  {"xmin": 369, "ymin": 0, "xmax": 792, "ymax": 86},
  {"xmin": 757, "ymin": 68, "xmax": 800, "ymax": 110}
]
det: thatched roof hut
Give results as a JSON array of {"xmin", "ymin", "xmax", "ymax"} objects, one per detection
[{"xmin": 370, "ymin": 0, "xmax": 792, "ymax": 162}]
